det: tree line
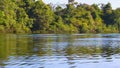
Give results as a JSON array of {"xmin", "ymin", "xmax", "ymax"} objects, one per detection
[{"xmin": 0, "ymin": 0, "xmax": 120, "ymax": 33}]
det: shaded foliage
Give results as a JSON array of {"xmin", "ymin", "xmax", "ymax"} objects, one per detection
[{"xmin": 0, "ymin": 0, "xmax": 119, "ymax": 33}]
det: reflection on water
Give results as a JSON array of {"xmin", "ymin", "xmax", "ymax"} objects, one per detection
[{"xmin": 0, "ymin": 34, "xmax": 120, "ymax": 68}]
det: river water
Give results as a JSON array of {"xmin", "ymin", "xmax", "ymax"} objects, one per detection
[{"xmin": 0, "ymin": 34, "xmax": 120, "ymax": 68}]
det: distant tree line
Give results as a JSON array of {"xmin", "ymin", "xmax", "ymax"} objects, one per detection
[{"xmin": 0, "ymin": 0, "xmax": 120, "ymax": 33}]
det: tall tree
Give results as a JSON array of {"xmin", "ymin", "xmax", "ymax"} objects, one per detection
[
  {"xmin": 112, "ymin": 8, "xmax": 120, "ymax": 32},
  {"xmin": 102, "ymin": 3, "xmax": 113, "ymax": 25},
  {"xmin": 0, "ymin": 0, "xmax": 17, "ymax": 32},
  {"xmin": 30, "ymin": 0, "xmax": 54, "ymax": 33}
]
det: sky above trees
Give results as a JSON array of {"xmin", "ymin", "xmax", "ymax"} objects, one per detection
[{"xmin": 43, "ymin": 0, "xmax": 120, "ymax": 9}]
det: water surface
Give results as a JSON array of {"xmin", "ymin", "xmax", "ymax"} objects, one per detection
[{"xmin": 0, "ymin": 34, "xmax": 120, "ymax": 68}]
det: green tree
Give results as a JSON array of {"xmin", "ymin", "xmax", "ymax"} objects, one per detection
[
  {"xmin": 112, "ymin": 8, "xmax": 120, "ymax": 32},
  {"xmin": 102, "ymin": 3, "xmax": 113, "ymax": 25},
  {"xmin": 0, "ymin": 0, "xmax": 119, "ymax": 33},
  {"xmin": 30, "ymin": 0, "xmax": 54, "ymax": 33},
  {"xmin": 0, "ymin": 11, "xmax": 5, "ymax": 32},
  {"xmin": 0, "ymin": 0, "xmax": 17, "ymax": 33},
  {"xmin": 15, "ymin": 7, "xmax": 33, "ymax": 33}
]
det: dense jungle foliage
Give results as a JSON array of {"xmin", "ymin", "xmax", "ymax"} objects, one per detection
[{"xmin": 0, "ymin": 0, "xmax": 120, "ymax": 33}]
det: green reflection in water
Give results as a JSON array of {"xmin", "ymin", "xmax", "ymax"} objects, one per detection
[
  {"xmin": 0, "ymin": 34, "xmax": 16, "ymax": 59},
  {"xmin": 0, "ymin": 34, "xmax": 120, "ymax": 66}
]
